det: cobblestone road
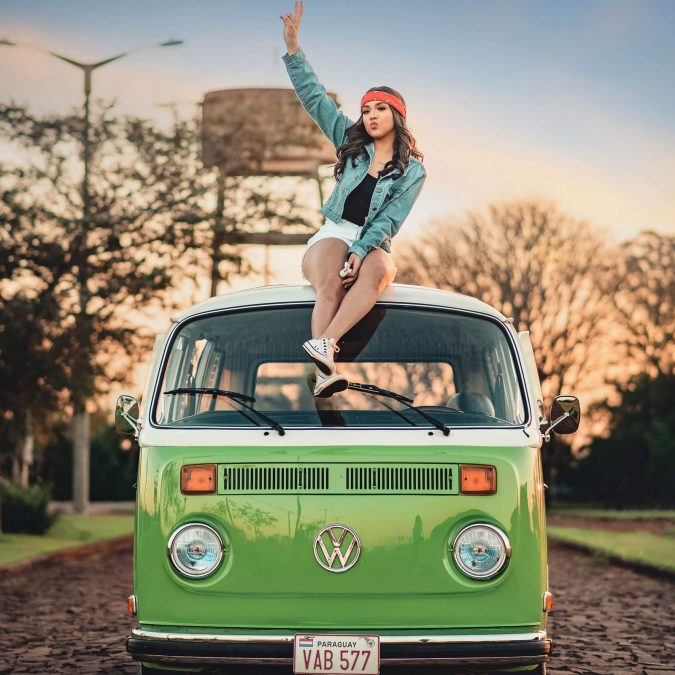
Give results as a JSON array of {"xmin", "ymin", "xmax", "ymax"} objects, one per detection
[{"xmin": 0, "ymin": 541, "xmax": 673, "ymax": 674}]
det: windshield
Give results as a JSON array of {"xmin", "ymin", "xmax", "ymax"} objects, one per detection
[{"xmin": 152, "ymin": 305, "xmax": 527, "ymax": 429}]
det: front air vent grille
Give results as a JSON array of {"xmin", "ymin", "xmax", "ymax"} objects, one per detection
[
  {"xmin": 345, "ymin": 465, "xmax": 455, "ymax": 494},
  {"xmin": 218, "ymin": 463, "xmax": 458, "ymax": 495},
  {"xmin": 221, "ymin": 465, "xmax": 329, "ymax": 494}
]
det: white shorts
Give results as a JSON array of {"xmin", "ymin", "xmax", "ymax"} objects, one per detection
[{"xmin": 301, "ymin": 218, "xmax": 363, "ymax": 275}]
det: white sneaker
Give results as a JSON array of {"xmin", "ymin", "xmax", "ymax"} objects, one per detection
[
  {"xmin": 302, "ymin": 337, "xmax": 340, "ymax": 375},
  {"xmin": 314, "ymin": 370, "xmax": 349, "ymax": 398}
]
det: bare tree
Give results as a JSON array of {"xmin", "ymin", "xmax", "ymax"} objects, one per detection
[
  {"xmin": 606, "ymin": 231, "xmax": 674, "ymax": 377},
  {"xmin": 396, "ymin": 200, "xmax": 615, "ymax": 403}
]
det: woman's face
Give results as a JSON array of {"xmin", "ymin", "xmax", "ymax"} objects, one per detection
[{"xmin": 361, "ymin": 100, "xmax": 395, "ymax": 139}]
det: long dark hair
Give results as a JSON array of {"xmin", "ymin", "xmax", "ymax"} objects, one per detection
[{"xmin": 334, "ymin": 85, "xmax": 423, "ymax": 181}]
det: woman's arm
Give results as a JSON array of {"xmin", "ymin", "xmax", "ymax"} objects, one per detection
[
  {"xmin": 348, "ymin": 165, "xmax": 427, "ymax": 262},
  {"xmin": 281, "ymin": 2, "xmax": 353, "ymax": 148}
]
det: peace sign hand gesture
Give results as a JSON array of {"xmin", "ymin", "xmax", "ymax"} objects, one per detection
[{"xmin": 280, "ymin": 1, "xmax": 303, "ymax": 55}]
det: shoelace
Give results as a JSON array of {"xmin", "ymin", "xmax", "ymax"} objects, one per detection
[{"xmin": 316, "ymin": 370, "xmax": 345, "ymax": 385}]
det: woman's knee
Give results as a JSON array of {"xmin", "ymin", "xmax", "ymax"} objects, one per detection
[{"xmin": 363, "ymin": 253, "xmax": 396, "ymax": 289}]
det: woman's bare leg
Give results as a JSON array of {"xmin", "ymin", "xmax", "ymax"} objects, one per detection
[
  {"xmin": 302, "ymin": 238, "xmax": 349, "ymax": 338},
  {"xmin": 322, "ymin": 248, "xmax": 396, "ymax": 341}
]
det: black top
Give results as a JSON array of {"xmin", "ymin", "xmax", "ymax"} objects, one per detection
[{"xmin": 340, "ymin": 173, "xmax": 378, "ymax": 226}]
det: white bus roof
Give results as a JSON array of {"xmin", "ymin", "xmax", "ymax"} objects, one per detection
[{"xmin": 173, "ymin": 284, "xmax": 507, "ymax": 323}]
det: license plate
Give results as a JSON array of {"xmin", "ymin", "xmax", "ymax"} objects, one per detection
[{"xmin": 293, "ymin": 634, "xmax": 380, "ymax": 674}]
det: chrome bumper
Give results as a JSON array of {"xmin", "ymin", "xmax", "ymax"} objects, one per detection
[{"xmin": 127, "ymin": 628, "xmax": 550, "ymax": 667}]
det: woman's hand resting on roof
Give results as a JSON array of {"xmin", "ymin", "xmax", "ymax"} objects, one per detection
[{"xmin": 280, "ymin": 1, "xmax": 303, "ymax": 55}]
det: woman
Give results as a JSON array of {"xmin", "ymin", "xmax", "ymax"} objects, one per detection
[{"xmin": 281, "ymin": 1, "xmax": 426, "ymax": 397}]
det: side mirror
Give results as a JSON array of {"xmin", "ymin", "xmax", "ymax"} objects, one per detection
[
  {"xmin": 542, "ymin": 395, "xmax": 580, "ymax": 442},
  {"xmin": 115, "ymin": 395, "xmax": 140, "ymax": 437}
]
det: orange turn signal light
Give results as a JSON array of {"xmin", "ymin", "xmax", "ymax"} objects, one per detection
[
  {"xmin": 460, "ymin": 465, "xmax": 497, "ymax": 494},
  {"xmin": 127, "ymin": 594, "xmax": 137, "ymax": 616},
  {"xmin": 543, "ymin": 591, "xmax": 554, "ymax": 612},
  {"xmin": 181, "ymin": 464, "xmax": 216, "ymax": 494}
]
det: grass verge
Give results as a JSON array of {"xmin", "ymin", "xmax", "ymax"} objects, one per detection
[
  {"xmin": 548, "ymin": 507, "xmax": 675, "ymax": 520},
  {"xmin": 0, "ymin": 515, "xmax": 134, "ymax": 567},
  {"xmin": 548, "ymin": 526, "xmax": 675, "ymax": 574}
]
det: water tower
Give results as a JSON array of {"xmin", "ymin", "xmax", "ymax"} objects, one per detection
[{"xmin": 201, "ymin": 88, "xmax": 340, "ymax": 292}]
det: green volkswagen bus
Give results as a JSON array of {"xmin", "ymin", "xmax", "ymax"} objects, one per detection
[{"xmin": 118, "ymin": 284, "xmax": 579, "ymax": 674}]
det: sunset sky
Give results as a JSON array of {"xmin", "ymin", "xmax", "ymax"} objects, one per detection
[{"xmin": 1, "ymin": 0, "xmax": 674, "ymax": 289}]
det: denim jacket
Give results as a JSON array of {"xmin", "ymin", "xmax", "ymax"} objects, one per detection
[{"xmin": 283, "ymin": 48, "xmax": 426, "ymax": 261}]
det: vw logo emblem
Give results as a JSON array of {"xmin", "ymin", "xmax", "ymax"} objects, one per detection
[{"xmin": 313, "ymin": 524, "xmax": 361, "ymax": 573}]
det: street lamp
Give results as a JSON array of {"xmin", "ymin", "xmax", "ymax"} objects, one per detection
[
  {"xmin": 0, "ymin": 37, "xmax": 184, "ymax": 245},
  {"xmin": 0, "ymin": 37, "xmax": 183, "ymax": 514}
]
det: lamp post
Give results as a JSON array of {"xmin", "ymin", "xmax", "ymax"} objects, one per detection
[
  {"xmin": 1, "ymin": 39, "xmax": 183, "ymax": 288},
  {"xmin": 0, "ymin": 37, "xmax": 183, "ymax": 513}
]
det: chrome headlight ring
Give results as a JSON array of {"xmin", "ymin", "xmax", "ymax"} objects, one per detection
[
  {"xmin": 167, "ymin": 522, "xmax": 224, "ymax": 579},
  {"xmin": 451, "ymin": 523, "xmax": 511, "ymax": 580}
]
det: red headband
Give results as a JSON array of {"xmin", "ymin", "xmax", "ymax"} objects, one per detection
[{"xmin": 361, "ymin": 90, "xmax": 406, "ymax": 118}]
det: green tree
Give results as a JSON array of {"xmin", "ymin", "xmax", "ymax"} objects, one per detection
[
  {"xmin": 569, "ymin": 373, "xmax": 675, "ymax": 507},
  {"xmin": 0, "ymin": 100, "xmax": 318, "ymax": 513},
  {"xmin": 1, "ymin": 101, "xmax": 210, "ymax": 511},
  {"xmin": 0, "ymin": 295, "xmax": 67, "ymax": 487}
]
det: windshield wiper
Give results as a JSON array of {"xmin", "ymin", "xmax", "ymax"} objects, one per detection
[
  {"xmin": 347, "ymin": 382, "xmax": 450, "ymax": 436},
  {"xmin": 165, "ymin": 387, "xmax": 285, "ymax": 436}
]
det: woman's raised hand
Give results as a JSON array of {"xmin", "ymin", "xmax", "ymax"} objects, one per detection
[{"xmin": 280, "ymin": 1, "xmax": 303, "ymax": 55}]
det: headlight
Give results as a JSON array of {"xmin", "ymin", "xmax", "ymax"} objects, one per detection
[
  {"xmin": 168, "ymin": 523, "xmax": 224, "ymax": 578},
  {"xmin": 451, "ymin": 523, "xmax": 510, "ymax": 579}
]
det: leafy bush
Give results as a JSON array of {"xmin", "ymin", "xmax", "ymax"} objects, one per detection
[
  {"xmin": 564, "ymin": 372, "xmax": 675, "ymax": 507},
  {"xmin": 0, "ymin": 479, "xmax": 59, "ymax": 534},
  {"xmin": 39, "ymin": 420, "xmax": 139, "ymax": 501},
  {"xmin": 89, "ymin": 424, "xmax": 138, "ymax": 501}
]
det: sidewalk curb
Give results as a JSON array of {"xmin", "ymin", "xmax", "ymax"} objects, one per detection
[
  {"xmin": 548, "ymin": 535, "xmax": 675, "ymax": 582},
  {"xmin": 0, "ymin": 534, "xmax": 133, "ymax": 578}
]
